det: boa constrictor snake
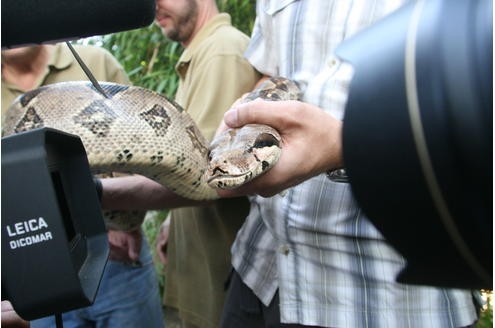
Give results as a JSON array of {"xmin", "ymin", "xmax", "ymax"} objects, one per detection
[{"xmin": 3, "ymin": 77, "xmax": 301, "ymax": 230}]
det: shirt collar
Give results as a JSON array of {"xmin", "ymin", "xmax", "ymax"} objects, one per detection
[
  {"xmin": 47, "ymin": 43, "xmax": 74, "ymax": 70},
  {"xmin": 176, "ymin": 13, "xmax": 232, "ymax": 76},
  {"xmin": 1, "ymin": 44, "xmax": 73, "ymax": 93}
]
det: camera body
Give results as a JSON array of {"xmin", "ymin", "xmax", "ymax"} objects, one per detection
[{"xmin": 2, "ymin": 128, "xmax": 108, "ymax": 320}]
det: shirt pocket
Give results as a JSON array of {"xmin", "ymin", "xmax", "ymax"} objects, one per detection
[{"xmin": 263, "ymin": 0, "xmax": 299, "ymax": 16}]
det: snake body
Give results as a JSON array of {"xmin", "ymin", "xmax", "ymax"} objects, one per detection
[{"xmin": 3, "ymin": 77, "xmax": 301, "ymax": 205}]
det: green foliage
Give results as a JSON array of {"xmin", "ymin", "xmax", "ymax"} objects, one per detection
[
  {"xmin": 477, "ymin": 291, "xmax": 493, "ymax": 328},
  {"xmin": 142, "ymin": 210, "xmax": 169, "ymax": 299},
  {"xmin": 218, "ymin": 0, "xmax": 256, "ymax": 35},
  {"xmin": 86, "ymin": 24, "xmax": 181, "ymax": 98}
]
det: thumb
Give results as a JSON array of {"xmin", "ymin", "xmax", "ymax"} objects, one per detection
[
  {"xmin": 223, "ymin": 106, "xmax": 241, "ymax": 127},
  {"xmin": 224, "ymin": 99, "xmax": 289, "ymax": 128}
]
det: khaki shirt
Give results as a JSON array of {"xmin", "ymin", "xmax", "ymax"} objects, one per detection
[
  {"xmin": 174, "ymin": 13, "xmax": 260, "ymax": 141},
  {"xmin": 164, "ymin": 13, "xmax": 261, "ymax": 328},
  {"xmin": 1, "ymin": 43, "xmax": 129, "ymax": 125}
]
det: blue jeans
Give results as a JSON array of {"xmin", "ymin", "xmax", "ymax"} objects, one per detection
[{"xmin": 31, "ymin": 238, "xmax": 163, "ymax": 328}]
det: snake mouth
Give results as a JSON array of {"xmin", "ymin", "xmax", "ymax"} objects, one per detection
[{"xmin": 206, "ymin": 172, "xmax": 252, "ymax": 189}]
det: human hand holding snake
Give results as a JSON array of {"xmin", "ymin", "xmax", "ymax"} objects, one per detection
[{"xmin": 217, "ymin": 99, "xmax": 344, "ymax": 198}]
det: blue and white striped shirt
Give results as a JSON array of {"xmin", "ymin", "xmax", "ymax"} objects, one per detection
[{"xmin": 231, "ymin": 1, "xmax": 478, "ymax": 327}]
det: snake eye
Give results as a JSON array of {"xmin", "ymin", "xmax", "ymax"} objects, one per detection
[{"xmin": 253, "ymin": 133, "xmax": 279, "ymax": 149}]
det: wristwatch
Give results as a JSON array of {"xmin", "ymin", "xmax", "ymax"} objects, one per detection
[{"xmin": 326, "ymin": 168, "xmax": 349, "ymax": 183}]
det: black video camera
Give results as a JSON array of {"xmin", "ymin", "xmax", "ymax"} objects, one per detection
[{"xmin": 2, "ymin": 128, "xmax": 108, "ymax": 320}]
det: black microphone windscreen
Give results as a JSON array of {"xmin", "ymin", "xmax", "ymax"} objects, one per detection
[{"xmin": 2, "ymin": 0, "xmax": 156, "ymax": 48}]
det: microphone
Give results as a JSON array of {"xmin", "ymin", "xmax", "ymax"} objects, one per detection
[{"xmin": 2, "ymin": 0, "xmax": 156, "ymax": 48}]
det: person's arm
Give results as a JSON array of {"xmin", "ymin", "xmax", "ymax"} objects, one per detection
[
  {"xmin": 217, "ymin": 99, "xmax": 344, "ymax": 198},
  {"xmin": 1, "ymin": 301, "xmax": 29, "ymax": 328},
  {"xmin": 100, "ymin": 174, "xmax": 211, "ymax": 210},
  {"xmin": 155, "ymin": 215, "xmax": 171, "ymax": 265}
]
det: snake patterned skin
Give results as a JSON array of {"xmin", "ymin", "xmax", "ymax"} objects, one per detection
[{"xmin": 3, "ymin": 77, "xmax": 301, "ymax": 229}]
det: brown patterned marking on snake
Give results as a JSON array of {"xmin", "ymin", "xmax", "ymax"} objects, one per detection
[
  {"xmin": 20, "ymin": 88, "xmax": 46, "ymax": 107},
  {"xmin": 14, "ymin": 107, "xmax": 44, "ymax": 133},
  {"xmin": 167, "ymin": 98, "xmax": 185, "ymax": 113},
  {"xmin": 175, "ymin": 153, "xmax": 186, "ymax": 167},
  {"xmin": 116, "ymin": 148, "xmax": 133, "ymax": 162},
  {"xmin": 73, "ymin": 100, "xmax": 116, "ymax": 137},
  {"xmin": 150, "ymin": 150, "xmax": 164, "ymax": 166},
  {"xmin": 191, "ymin": 168, "xmax": 206, "ymax": 187},
  {"xmin": 139, "ymin": 104, "xmax": 172, "ymax": 137},
  {"xmin": 272, "ymin": 78, "xmax": 290, "ymax": 92},
  {"xmin": 244, "ymin": 78, "xmax": 300, "ymax": 102},
  {"xmin": 186, "ymin": 125, "xmax": 209, "ymax": 157}
]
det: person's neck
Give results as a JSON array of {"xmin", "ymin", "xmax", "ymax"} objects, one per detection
[
  {"xmin": 181, "ymin": 3, "xmax": 219, "ymax": 48},
  {"xmin": 1, "ymin": 45, "xmax": 53, "ymax": 91}
]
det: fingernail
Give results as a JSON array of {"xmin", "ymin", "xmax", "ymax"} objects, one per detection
[{"xmin": 224, "ymin": 107, "xmax": 239, "ymax": 127}]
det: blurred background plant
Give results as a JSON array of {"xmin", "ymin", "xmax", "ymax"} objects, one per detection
[{"xmin": 477, "ymin": 290, "xmax": 493, "ymax": 328}]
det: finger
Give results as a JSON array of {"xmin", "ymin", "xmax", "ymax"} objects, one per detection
[
  {"xmin": 156, "ymin": 240, "xmax": 168, "ymax": 265},
  {"xmin": 223, "ymin": 106, "xmax": 240, "ymax": 127},
  {"xmin": 224, "ymin": 100, "xmax": 291, "ymax": 128},
  {"xmin": 2, "ymin": 311, "xmax": 29, "ymax": 328},
  {"xmin": 1, "ymin": 301, "xmax": 15, "ymax": 312},
  {"xmin": 108, "ymin": 244, "xmax": 126, "ymax": 261},
  {"xmin": 127, "ymin": 233, "xmax": 141, "ymax": 261},
  {"xmin": 159, "ymin": 249, "xmax": 168, "ymax": 265}
]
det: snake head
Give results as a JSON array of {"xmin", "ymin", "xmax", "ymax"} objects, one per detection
[{"xmin": 206, "ymin": 124, "xmax": 281, "ymax": 189}]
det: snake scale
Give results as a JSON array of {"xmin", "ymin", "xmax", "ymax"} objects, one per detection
[{"xmin": 3, "ymin": 77, "xmax": 300, "ymax": 230}]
